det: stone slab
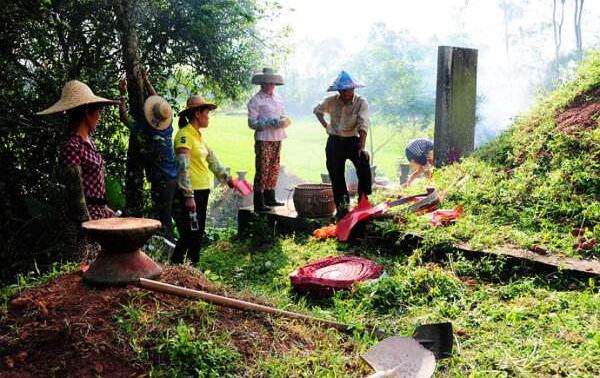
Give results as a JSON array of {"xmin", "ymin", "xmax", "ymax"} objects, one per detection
[
  {"xmin": 434, "ymin": 46, "xmax": 478, "ymax": 166},
  {"xmin": 455, "ymin": 242, "xmax": 600, "ymax": 276},
  {"xmin": 238, "ymin": 200, "xmax": 331, "ymax": 237}
]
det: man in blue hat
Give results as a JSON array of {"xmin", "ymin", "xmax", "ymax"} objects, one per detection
[{"xmin": 313, "ymin": 70, "xmax": 372, "ymax": 216}]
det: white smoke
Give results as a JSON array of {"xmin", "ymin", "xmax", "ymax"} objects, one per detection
[{"xmin": 269, "ymin": 0, "xmax": 600, "ymax": 145}]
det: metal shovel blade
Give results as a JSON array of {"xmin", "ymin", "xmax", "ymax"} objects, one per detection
[
  {"xmin": 362, "ymin": 336, "xmax": 436, "ymax": 378},
  {"xmin": 407, "ymin": 190, "xmax": 441, "ymax": 213},
  {"xmin": 413, "ymin": 322, "xmax": 454, "ymax": 359}
]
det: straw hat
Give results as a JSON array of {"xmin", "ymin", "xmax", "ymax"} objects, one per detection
[
  {"xmin": 177, "ymin": 95, "xmax": 217, "ymax": 117},
  {"xmin": 251, "ymin": 68, "xmax": 284, "ymax": 85},
  {"xmin": 144, "ymin": 95, "xmax": 173, "ymax": 131},
  {"xmin": 327, "ymin": 70, "xmax": 365, "ymax": 92},
  {"xmin": 36, "ymin": 80, "xmax": 118, "ymax": 115}
]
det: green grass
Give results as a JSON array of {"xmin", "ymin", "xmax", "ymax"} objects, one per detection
[
  {"xmin": 196, "ymin": 114, "xmax": 430, "ymax": 183},
  {"xmin": 369, "ymin": 51, "xmax": 600, "ymax": 258},
  {"xmin": 195, "ymin": 234, "xmax": 600, "ymax": 377},
  {"xmin": 2, "ymin": 229, "xmax": 598, "ymax": 377}
]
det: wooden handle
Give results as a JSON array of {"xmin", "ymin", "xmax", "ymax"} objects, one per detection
[{"xmin": 138, "ymin": 278, "xmax": 351, "ymax": 332}]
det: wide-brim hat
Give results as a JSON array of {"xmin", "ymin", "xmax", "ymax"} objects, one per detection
[
  {"xmin": 36, "ymin": 80, "xmax": 118, "ymax": 115},
  {"xmin": 177, "ymin": 95, "xmax": 218, "ymax": 117},
  {"xmin": 144, "ymin": 95, "xmax": 173, "ymax": 131},
  {"xmin": 251, "ymin": 67, "xmax": 284, "ymax": 85},
  {"xmin": 327, "ymin": 70, "xmax": 365, "ymax": 92}
]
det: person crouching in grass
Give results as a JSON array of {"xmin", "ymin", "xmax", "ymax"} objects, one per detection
[{"xmin": 404, "ymin": 138, "xmax": 434, "ymax": 187}]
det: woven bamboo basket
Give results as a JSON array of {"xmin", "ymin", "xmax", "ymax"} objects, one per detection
[{"xmin": 293, "ymin": 184, "xmax": 335, "ymax": 218}]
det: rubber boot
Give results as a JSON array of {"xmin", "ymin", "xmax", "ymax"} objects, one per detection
[
  {"xmin": 253, "ymin": 191, "xmax": 271, "ymax": 212},
  {"xmin": 264, "ymin": 189, "xmax": 284, "ymax": 206}
]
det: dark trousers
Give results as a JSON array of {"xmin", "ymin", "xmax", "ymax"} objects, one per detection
[
  {"xmin": 150, "ymin": 178, "xmax": 177, "ymax": 242},
  {"xmin": 171, "ymin": 189, "xmax": 210, "ymax": 265},
  {"xmin": 326, "ymin": 135, "xmax": 372, "ymax": 212}
]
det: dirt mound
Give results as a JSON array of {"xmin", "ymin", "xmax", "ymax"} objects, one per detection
[
  {"xmin": 556, "ymin": 87, "xmax": 600, "ymax": 133},
  {"xmin": 0, "ymin": 266, "xmax": 315, "ymax": 377}
]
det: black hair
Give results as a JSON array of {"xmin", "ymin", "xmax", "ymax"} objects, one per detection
[
  {"xmin": 178, "ymin": 111, "xmax": 190, "ymax": 129},
  {"xmin": 67, "ymin": 103, "xmax": 103, "ymax": 131},
  {"xmin": 178, "ymin": 106, "xmax": 210, "ymax": 128}
]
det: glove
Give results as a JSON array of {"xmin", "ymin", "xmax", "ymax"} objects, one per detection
[{"xmin": 279, "ymin": 116, "xmax": 292, "ymax": 128}]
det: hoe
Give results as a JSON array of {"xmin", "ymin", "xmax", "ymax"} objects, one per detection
[{"xmin": 139, "ymin": 278, "xmax": 453, "ymax": 378}]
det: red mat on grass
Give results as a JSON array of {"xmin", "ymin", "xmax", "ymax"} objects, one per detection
[
  {"xmin": 290, "ymin": 256, "xmax": 383, "ymax": 294},
  {"xmin": 336, "ymin": 196, "xmax": 389, "ymax": 242}
]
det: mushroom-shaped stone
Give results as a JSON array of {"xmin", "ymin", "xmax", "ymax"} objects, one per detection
[{"xmin": 82, "ymin": 217, "xmax": 163, "ymax": 285}]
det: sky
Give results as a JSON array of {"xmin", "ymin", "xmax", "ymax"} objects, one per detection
[{"xmin": 266, "ymin": 0, "xmax": 600, "ymax": 143}]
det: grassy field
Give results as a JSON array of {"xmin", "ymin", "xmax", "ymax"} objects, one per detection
[
  {"xmin": 195, "ymin": 234, "xmax": 600, "ymax": 377},
  {"xmin": 194, "ymin": 114, "xmax": 431, "ymax": 183},
  {"xmin": 3, "ymin": 232, "xmax": 597, "ymax": 377}
]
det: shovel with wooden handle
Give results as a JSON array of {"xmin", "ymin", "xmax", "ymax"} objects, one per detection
[
  {"xmin": 407, "ymin": 175, "xmax": 469, "ymax": 214},
  {"xmin": 138, "ymin": 279, "xmax": 453, "ymax": 362},
  {"xmin": 387, "ymin": 187, "xmax": 435, "ymax": 208},
  {"xmin": 336, "ymin": 189, "xmax": 436, "ymax": 242}
]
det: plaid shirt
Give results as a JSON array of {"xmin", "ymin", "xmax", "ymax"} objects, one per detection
[{"xmin": 61, "ymin": 133, "xmax": 109, "ymax": 220}]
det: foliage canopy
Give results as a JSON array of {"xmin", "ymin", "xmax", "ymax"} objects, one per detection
[{"xmin": 0, "ymin": 0, "xmax": 273, "ymax": 281}]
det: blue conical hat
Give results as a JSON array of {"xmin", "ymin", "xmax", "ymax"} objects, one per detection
[{"xmin": 327, "ymin": 70, "xmax": 365, "ymax": 92}]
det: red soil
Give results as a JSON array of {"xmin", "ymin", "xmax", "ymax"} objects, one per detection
[
  {"xmin": 556, "ymin": 87, "xmax": 600, "ymax": 134},
  {"xmin": 0, "ymin": 266, "xmax": 315, "ymax": 377}
]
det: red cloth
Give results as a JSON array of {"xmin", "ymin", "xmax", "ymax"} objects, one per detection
[
  {"xmin": 311, "ymin": 191, "xmax": 436, "ymax": 242},
  {"xmin": 313, "ymin": 225, "xmax": 337, "ymax": 239},
  {"xmin": 290, "ymin": 256, "xmax": 383, "ymax": 294},
  {"xmin": 428, "ymin": 205, "xmax": 464, "ymax": 227},
  {"xmin": 336, "ymin": 196, "xmax": 389, "ymax": 242}
]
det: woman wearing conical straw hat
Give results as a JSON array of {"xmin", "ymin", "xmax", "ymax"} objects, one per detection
[
  {"xmin": 171, "ymin": 95, "xmax": 234, "ymax": 265},
  {"xmin": 247, "ymin": 67, "xmax": 291, "ymax": 212},
  {"xmin": 37, "ymin": 80, "xmax": 118, "ymax": 259}
]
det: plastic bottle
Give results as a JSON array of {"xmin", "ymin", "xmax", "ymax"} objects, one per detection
[{"xmin": 189, "ymin": 211, "xmax": 199, "ymax": 231}]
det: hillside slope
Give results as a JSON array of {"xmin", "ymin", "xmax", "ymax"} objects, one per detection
[{"xmin": 399, "ymin": 51, "xmax": 600, "ymax": 257}]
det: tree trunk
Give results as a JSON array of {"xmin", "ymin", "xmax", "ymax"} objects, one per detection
[
  {"xmin": 574, "ymin": 0, "xmax": 584, "ymax": 61},
  {"xmin": 502, "ymin": 3, "xmax": 510, "ymax": 67},
  {"xmin": 552, "ymin": 0, "xmax": 566, "ymax": 81},
  {"xmin": 113, "ymin": 0, "xmax": 145, "ymax": 215}
]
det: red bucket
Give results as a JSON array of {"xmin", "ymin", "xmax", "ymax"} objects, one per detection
[{"xmin": 232, "ymin": 178, "xmax": 253, "ymax": 196}]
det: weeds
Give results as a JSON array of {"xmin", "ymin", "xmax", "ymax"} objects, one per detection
[
  {"xmin": 155, "ymin": 320, "xmax": 241, "ymax": 378},
  {"xmin": 378, "ymin": 53, "xmax": 600, "ymax": 259},
  {"xmin": 357, "ymin": 265, "xmax": 466, "ymax": 314},
  {"xmin": 0, "ymin": 261, "xmax": 78, "ymax": 315},
  {"xmin": 4, "ymin": 52, "xmax": 600, "ymax": 376}
]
